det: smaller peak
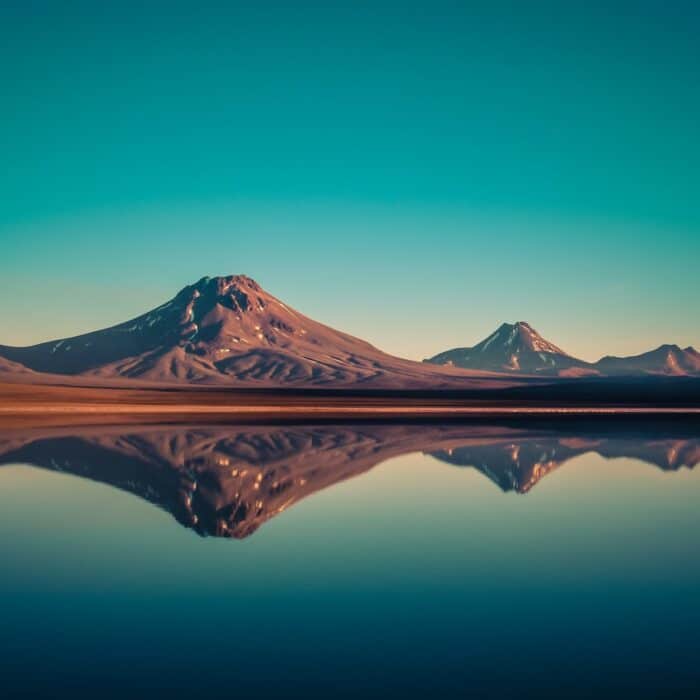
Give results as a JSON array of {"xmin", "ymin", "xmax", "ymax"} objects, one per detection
[
  {"xmin": 515, "ymin": 321, "xmax": 540, "ymax": 337},
  {"xmin": 504, "ymin": 321, "xmax": 541, "ymax": 338},
  {"xmin": 497, "ymin": 321, "xmax": 536, "ymax": 331},
  {"xmin": 491, "ymin": 321, "xmax": 539, "ymax": 337},
  {"xmin": 685, "ymin": 346, "xmax": 699, "ymax": 355}
]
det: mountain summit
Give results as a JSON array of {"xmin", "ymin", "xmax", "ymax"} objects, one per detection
[
  {"xmin": 426, "ymin": 322, "xmax": 594, "ymax": 375},
  {"xmin": 2, "ymin": 278, "xmax": 697, "ymax": 385},
  {"xmin": 0, "ymin": 275, "xmax": 493, "ymax": 387}
]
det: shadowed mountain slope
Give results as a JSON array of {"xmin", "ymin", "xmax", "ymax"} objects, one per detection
[
  {"xmin": 595, "ymin": 344, "xmax": 700, "ymax": 376},
  {"xmin": 427, "ymin": 322, "xmax": 700, "ymax": 378},
  {"xmin": 0, "ymin": 276, "xmax": 502, "ymax": 388},
  {"xmin": 426, "ymin": 322, "xmax": 596, "ymax": 376}
]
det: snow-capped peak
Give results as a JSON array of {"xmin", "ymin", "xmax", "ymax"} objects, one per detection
[
  {"xmin": 475, "ymin": 322, "xmax": 570, "ymax": 357},
  {"xmin": 426, "ymin": 321, "xmax": 586, "ymax": 375}
]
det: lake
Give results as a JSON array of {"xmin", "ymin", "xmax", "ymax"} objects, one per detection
[{"xmin": 1, "ymin": 418, "xmax": 699, "ymax": 698}]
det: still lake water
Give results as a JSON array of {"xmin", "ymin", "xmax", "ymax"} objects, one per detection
[{"xmin": 1, "ymin": 418, "xmax": 699, "ymax": 698}]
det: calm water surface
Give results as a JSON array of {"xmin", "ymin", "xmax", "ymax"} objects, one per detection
[{"xmin": 1, "ymin": 419, "xmax": 699, "ymax": 698}]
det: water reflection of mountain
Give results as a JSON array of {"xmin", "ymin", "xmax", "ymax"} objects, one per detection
[
  {"xmin": 430, "ymin": 432, "xmax": 700, "ymax": 493},
  {"xmin": 1, "ymin": 420, "xmax": 698, "ymax": 538}
]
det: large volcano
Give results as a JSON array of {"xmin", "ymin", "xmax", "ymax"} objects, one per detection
[{"xmin": 0, "ymin": 275, "xmax": 498, "ymax": 388}]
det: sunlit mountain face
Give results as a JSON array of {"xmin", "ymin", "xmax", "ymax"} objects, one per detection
[
  {"xmin": 1, "ymin": 276, "xmax": 698, "ymax": 388},
  {"xmin": 426, "ymin": 322, "xmax": 700, "ymax": 377},
  {"xmin": 0, "ymin": 275, "xmax": 503, "ymax": 388},
  {"xmin": 2, "ymin": 420, "xmax": 697, "ymax": 538},
  {"xmin": 427, "ymin": 321, "xmax": 593, "ymax": 375}
]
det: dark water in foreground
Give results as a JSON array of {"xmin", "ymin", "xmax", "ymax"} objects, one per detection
[{"xmin": 1, "ymin": 418, "xmax": 699, "ymax": 698}]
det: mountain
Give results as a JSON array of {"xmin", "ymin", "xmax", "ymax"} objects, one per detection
[
  {"xmin": 594, "ymin": 344, "xmax": 700, "ymax": 377},
  {"xmin": 3, "ymin": 278, "xmax": 697, "ymax": 386},
  {"xmin": 427, "ymin": 322, "xmax": 700, "ymax": 378},
  {"xmin": 0, "ymin": 275, "xmax": 501, "ymax": 388},
  {"xmin": 425, "ymin": 321, "xmax": 596, "ymax": 376}
]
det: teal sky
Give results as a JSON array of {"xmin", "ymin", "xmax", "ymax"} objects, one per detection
[{"xmin": 2, "ymin": 1, "xmax": 699, "ymax": 361}]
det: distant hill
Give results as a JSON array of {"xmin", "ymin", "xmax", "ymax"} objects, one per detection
[
  {"xmin": 595, "ymin": 344, "xmax": 700, "ymax": 376},
  {"xmin": 426, "ymin": 321, "xmax": 596, "ymax": 376},
  {"xmin": 426, "ymin": 322, "xmax": 700, "ymax": 378}
]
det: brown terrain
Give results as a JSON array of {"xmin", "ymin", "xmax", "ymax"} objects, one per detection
[
  {"xmin": 0, "ymin": 275, "xmax": 698, "ymax": 415},
  {"xmin": 3, "ymin": 379, "xmax": 700, "ymax": 421},
  {"xmin": 0, "ymin": 275, "xmax": 510, "ymax": 388},
  {"xmin": 426, "ymin": 321, "xmax": 700, "ymax": 377}
]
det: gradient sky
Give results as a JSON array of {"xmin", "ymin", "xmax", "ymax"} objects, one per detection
[{"xmin": 2, "ymin": 1, "xmax": 699, "ymax": 361}]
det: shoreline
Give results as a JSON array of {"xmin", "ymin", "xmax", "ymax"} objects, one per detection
[
  {"xmin": 2, "ymin": 403, "xmax": 700, "ymax": 418},
  {"xmin": 2, "ymin": 379, "xmax": 700, "ymax": 422}
]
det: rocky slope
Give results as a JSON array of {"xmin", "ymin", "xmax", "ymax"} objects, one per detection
[
  {"xmin": 0, "ymin": 275, "xmax": 500, "ymax": 388},
  {"xmin": 595, "ymin": 344, "xmax": 700, "ymax": 376},
  {"xmin": 3, "ymin": 279, "xmax": 697, "ymax": 385},
  {"xmin": 427, "ymin": 322, "xmax": 700, "ymax": 377},
  {"xmin": 426, "ymin": 321, "xmax": 596, "ymax": 376}
]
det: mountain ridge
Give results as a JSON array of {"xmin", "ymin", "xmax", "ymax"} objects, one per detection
[
  {"xmin": 1, "ymin": 275, "xmax": 698, "ymax": 385},
  {"xmin": 426, "ymin": 322, "xmax": 700, "ymax": 378},
  {"xmin": 0, "ymin": 275, "xmax": 503, "ymax": 388},
  {"xmin": 426, "ymin": 321, "xmax": 598, "ymax": 376}
]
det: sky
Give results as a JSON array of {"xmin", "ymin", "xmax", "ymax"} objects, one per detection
[{"xmin": 1, "ymin": 0, "xmax": 699, "ymax": 362}]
